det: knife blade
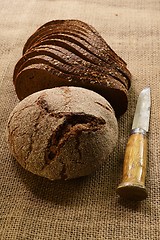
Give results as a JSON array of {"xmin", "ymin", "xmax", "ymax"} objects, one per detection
[{"xmin": 116, "ymin": 87, "xmax": 151, "ymax": 201}]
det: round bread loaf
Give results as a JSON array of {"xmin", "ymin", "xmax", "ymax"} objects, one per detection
[{"xmin": 7, "ymin": 87, "xmax": 118, "ymax": 180}]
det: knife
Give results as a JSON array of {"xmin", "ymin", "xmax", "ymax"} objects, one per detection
[{"xmin": 116, "ymin": 87, "xmax": 151, "ymax": 201}]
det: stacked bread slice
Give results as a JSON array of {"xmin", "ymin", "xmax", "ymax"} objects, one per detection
[{"xmin": 13, "ymin": 19, "xmax": 131, "ymax": 117}]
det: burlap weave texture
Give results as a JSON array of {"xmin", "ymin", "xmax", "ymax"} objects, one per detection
[{"xmin": 0, "ymin": 0, "xmax": 160, "ymax": 239}]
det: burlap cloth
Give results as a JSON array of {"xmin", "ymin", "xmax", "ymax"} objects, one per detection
[{"xmin": 0, "ymin": 0, "xmax": 160, "ymax": 239}]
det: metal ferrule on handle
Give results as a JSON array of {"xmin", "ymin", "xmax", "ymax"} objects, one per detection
[
  {"xmin": 117, "ymin": 128, "xmax": 148, "ymax": 201},
  {"xmin": 131, "ymin": 127, "xmax": 147, "ymax": 135}
]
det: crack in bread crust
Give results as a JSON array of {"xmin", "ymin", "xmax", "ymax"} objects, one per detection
[{"xmin": 42, "ymin": 113, "xmax": 106, "ymax": 176}]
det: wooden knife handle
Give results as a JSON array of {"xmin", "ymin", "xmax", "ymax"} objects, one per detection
[{"xmin": 117, "ymin": 128, "xmax": 148, "ymax": 201}]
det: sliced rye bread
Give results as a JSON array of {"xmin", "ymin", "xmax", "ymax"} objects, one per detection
[
  {"xmin": 14, "ymin": 44, "xmax": 129, "ymax": 89},
  {"xmin": 23, "ymin": 20, "xmax": 127, "ymax": 67},
  {"xmin": 23, "ymin": 23, "xmax": 89, "ymax": 54},
  {"xmin": 13, "ymin": 46, "xmax": 72, "ymax": 83},
  {"xmin": 25, "ymin": 39, "xmax": 130, "ymax": 87},
  {"xmin": 14, "ymin": 53, "xmax": 128, "ymax": 90},
  {"xmin": 25, "ymin": 25, "xmax": 126, "ymax": 69},
  {"xmin": 15, "ymin": 51, "xmax": 128, "ymax": 91},
  {"xmin": 15, "ymin": 63, "xmax": 128, "ymax": 117},
  {"xmin": 23, "ymin": 22, "xmax": 131, "ymax": 83},
  {"xmin": 24, "ymin": 19, "xmax": 108, "ymax": 51},
  {"xmin": 27, "ymin": 34, "xmax": 131, "ymax": 87}
]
